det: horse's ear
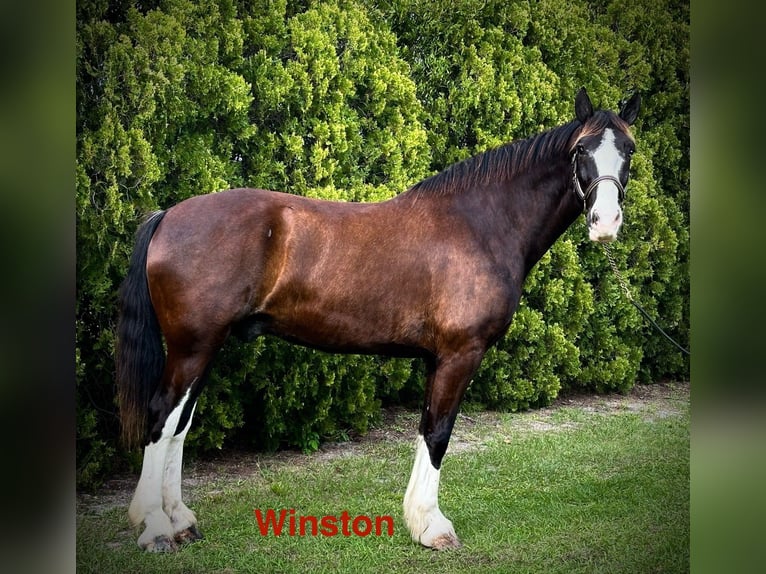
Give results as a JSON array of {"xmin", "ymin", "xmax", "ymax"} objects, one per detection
[
  {"xmin": 619, "ymin": 92, "xmax": 641, "ymax": 125},
  {"xmin": 575, "ymin": 87, "xmax": 593, "ymax": 123}
]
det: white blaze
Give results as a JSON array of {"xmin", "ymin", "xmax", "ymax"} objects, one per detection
[{"xmin": 589, "ymin": 128, "xmax": 624, "ymax": 242}]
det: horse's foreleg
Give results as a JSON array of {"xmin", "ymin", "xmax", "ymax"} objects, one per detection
[
  {"xmin": 404, "ymin": 433, "xmax": 459, "ymax": 549},
  {"xmin": 404, "ymin": 347, "xmax": 485, "ymax": 550}
]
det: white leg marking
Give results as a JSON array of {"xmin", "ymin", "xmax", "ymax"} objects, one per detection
[
  {"xmin": 128, "ymin": 388, "xmax": 191, "ymax": 551},
  {"xmin": 162, "ymin": 401, "xmax": 198, "ymax": 536},
  {"xmin": 403, "ymin": 435, "xmax": 460, "ymax": 548},
  {"xmin": 589, "ymin": 128, "xmax": 624, "ymax": 241}
]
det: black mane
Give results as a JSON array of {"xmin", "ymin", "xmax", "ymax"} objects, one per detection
[
  {"xmin": 407, "ymin": 121, "xmax": 580, "ymax": 196},
  {"xmin": 407, "ymin": 110, "xmax": 629, "ymax": 197}
]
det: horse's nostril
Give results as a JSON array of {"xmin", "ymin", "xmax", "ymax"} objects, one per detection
[{"xmin": 591, "ymin": 212, "xmax": 600, "ymax": 225}]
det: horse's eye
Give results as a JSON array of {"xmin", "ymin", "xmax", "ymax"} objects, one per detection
[{"xmin": 576, "ymin": 143, "xmax": 585, "ymax": 155}]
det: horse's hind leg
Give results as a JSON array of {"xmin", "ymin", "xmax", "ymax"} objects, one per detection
[
  {"xmin": 162, "ymin": 396, "xmax": 203, "ymax": 545},
  {"xmin": 128, "ymin": 351, "xmax": 212, "ymax": 552},
  {"xmin": 128, "ymin": 393, "xmax": 190, "ymax": 552}
]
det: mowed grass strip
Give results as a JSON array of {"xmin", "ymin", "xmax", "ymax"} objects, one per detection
[{"xmin": 77, "ymin": 385, "xmax": 689, "ymax": 574}]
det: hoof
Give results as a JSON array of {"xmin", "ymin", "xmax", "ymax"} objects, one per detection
[
  {"xmin": 429, "ymin": 533, "xmax": 462, "ymax": 550},
  {"xmin": 142, "ymin": 535, "xmax": 178, "ymax": 553},
  {"xmin": 174, "ymin": 524, "xmax": 204, "ymax": 545}
]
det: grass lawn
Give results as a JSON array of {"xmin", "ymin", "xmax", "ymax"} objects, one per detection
[{"xmin": 77, "ymin": 382, "xmax": 689, "ymax": 573}]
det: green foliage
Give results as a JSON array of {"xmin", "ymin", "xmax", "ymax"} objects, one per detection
[
  {"xmin": 76, "ymin": 0, "xmax": 689, "ymax": 488},
  {"xmin": 239, "ymin": 0, "xmax": 430, "ymax": 196}
]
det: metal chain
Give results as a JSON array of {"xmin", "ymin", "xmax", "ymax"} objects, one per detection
[
  {"xmin": 602, "ymin": 243, "xmax": 690, "ymax": 356},
  {"xmin": 602, "ymin": 242, "xmax": 634, "ymax": 302}
]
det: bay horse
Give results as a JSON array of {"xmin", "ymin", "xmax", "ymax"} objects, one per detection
[{"xmin": 117, "ymin": 88, "xmax": 640, "ymax": 552}]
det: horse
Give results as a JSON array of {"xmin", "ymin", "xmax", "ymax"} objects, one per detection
[{"xmin": 116, "ymin": 87, "xmax": 640, "ymax": 552}]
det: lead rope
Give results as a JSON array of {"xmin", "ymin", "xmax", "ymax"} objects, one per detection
[{"xmin": 602, "ymin": 243, "xmax": 690, "ymax": 356}]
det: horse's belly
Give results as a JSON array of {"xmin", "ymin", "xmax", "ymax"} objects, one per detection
[{"xmin": 259, "ymin": 289, "xmax": 430, "ymax": 356}]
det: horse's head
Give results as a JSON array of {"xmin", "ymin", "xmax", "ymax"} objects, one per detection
[{"xmin": 572, "ymin": 88, "xmax": 641, "ymax": 242}]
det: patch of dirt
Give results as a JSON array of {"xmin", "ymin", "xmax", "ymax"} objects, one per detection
[{"xmin": 77, "ymin": 381, "xmax": 689, "ymax": 516}]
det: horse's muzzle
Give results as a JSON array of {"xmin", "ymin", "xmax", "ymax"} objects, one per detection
[{"xmin": 588, "ymin": 209, "xmax": 622, "ymax": 242}]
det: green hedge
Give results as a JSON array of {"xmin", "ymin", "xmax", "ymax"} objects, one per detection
[{"xmin": 76, "ymin": 0, "xmax": 689, "ymax": 488}]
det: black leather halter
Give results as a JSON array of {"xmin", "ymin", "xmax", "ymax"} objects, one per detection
[{"xmin": 572, "ymin": 154, "xmax": 626, "ymax": 212}]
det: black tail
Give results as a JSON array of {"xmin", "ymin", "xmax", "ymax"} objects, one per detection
[{"xmin": 116, "ymin": 211, "xmax": 167, "ymax": 450}]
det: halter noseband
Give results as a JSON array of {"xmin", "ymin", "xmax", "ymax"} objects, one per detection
[{"xmin": 572, "ymin": 153, "xmax": 626, "ymax": 213}]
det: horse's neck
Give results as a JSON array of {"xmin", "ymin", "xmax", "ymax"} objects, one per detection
[{"xmin": 495, "ymin": 159, "xmax": 582, "ymax": 277}]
